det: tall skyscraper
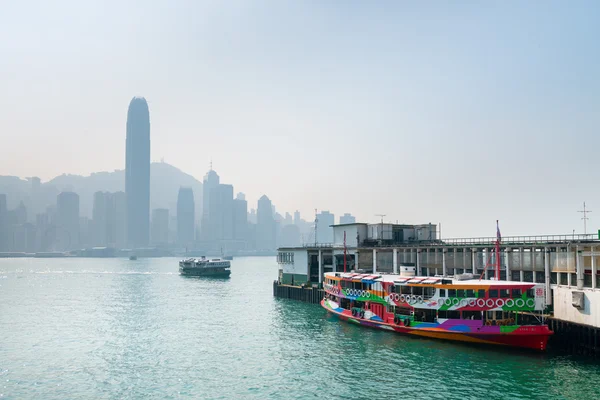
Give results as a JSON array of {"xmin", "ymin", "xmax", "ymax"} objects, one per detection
[
  {"xmin": 233, "ymin": 193, "xmax": 248, "ymax": 244},
  {"xmin": 56, "ymin": 192, "xmax": 80, "ymax": 250},
  {"xmin": 256, "ymin": 195, "xmax": 275, "ymax": 250},
  {"xmin": 125, "ymin": 97, "xmax": 150, "ymax": 248},
  {"xmin": 340, "ymin": 213, "xmax": 356, "ymax": 224},
  {"xmin": 201, "ymin": 168, "xmax": 220, "ymax": 241},
  {"xmin": 151, "ymin": 208, "xmax": 169, "ymax": 246},
  {"xmin": 208, "ymin": 184, "xmax": 234, "ymax": 245},
  {"xmin": 177, "ymin": 187, "xmax": 195, "ymax": 247}
]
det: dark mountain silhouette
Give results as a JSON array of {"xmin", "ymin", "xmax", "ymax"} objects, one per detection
[{"xmin": 0, "ymin": 162, "xmax": 202, "ymax": 223}]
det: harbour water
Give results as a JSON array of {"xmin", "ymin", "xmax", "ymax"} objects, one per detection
[{"xmin": 1, "ymin": 257, "xmax": 600, "ymax": 399}]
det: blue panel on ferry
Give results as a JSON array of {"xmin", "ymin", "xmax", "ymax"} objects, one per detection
[
  {"xmin": 448, "ymin": 325, "xmax": 471, "ymax": 332},
  {"xmin": 414, "ymin": 322, "xmax": 439, "ymax": 328},
  {"xmin": 361, "ymin": 279, "xmax": 375, "ymax": 284},
  {"xmin": 369, "ymin": 315, "xmax": 384, "ymax": 322}
]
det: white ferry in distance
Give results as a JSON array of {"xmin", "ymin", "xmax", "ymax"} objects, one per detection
[{"xmin": 179, "ymin": 256, "xmax": 231, "ymax": 277}]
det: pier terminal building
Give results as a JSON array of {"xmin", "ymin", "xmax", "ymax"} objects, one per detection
[{"xmin": 277, "ymin": 222, "xmax": 600, "ymax": 330}]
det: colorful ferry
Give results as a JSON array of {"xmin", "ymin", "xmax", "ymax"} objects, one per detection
[{"xmin": 322, "ymin": 268, "xmax": 553, "ymax": 351}]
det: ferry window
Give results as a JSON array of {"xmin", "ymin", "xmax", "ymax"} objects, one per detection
[
  {"xmin": 439, "ymin": 289, "xmax": 446, "ymax": 297},
  {"xmin": 401, "ymin": 286, "xmax": 411, "ymax": 295},
  {"xmin": 500, "ymin": 289, "xmax": 510, "ymax": 298},
  {"xmin": 456, "ymin": 289, "xmax": 464, "ymax": 298},
  {"xmin": 466, "ymin": 289, "xmax": 475, "ymax": 297},
  {"xmin": 478, "ymin": 289, "xmax": 485, "ymax": 298},
  {"xmin": 526, "ymin": 289, "xmax": 534, "ymax": 298},
  {"xmin": 512, "ymin": 289, "xmax": 521, "ymax": 297},
  {"xmin": 489, "ymin": 289, "xmax": 498, "ymax": 298},
  {"xmin": 424, "ymin": 287, "xmax": 435, "ymax": 298},
  {"xmin": 448, "ymin": 289, "xmax": 456, "ymax": 297},
  {"xmin": 413, "ymin": 287, "xmax": 423, "ymax": 296}
]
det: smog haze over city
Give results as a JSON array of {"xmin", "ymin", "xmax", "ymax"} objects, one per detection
[{"xmin": 1, "ymin": 0, "xmax": 599, "ymax": 240}]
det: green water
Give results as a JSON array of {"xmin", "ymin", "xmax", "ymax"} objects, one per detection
[{"xmin": 1, "ymin": 257, "xmax": 599, "ymax": 399}]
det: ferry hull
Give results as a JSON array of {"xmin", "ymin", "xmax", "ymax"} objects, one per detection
[
  {"xmin": 321, "ymin": 299, "xmax": 552, "ymax": 351},
  {"xmin": 179, "ymin": 267, "xmax": 231, "ymax": 277}
]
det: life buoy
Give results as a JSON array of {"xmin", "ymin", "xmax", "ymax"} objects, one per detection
[
  {"xmin": 399, "ymin": 294, "xmax": 405, "ymax": 302},
  {"xmin": 476, "ymin": 299, "xmax": 485, "ymax": 307},
  {"xmin": 411, "ymin": 295, "xmax": 418, "ymax": 304},
  {"xmin": 417, "ymin": 296, "xmax": 424, "ymax": 304},
  {"xmin": 526, "ymin": 299, "xmax": 535, "ymax": 308},
  {"xmin": 485, "ymin": 320, "xmax": 491, "ymax": 326},
  {"xmin": 394, "ymin": 316, "xmax": 400, "ymax": 325},
  {"xmin": 452, "ymin": 298, "xmax": 460, "ymax": 306},
  {"xmin": 516, "ymin": 299, "xmax": 525, "ymax": 308},
  {"xmin": 486, "ymin": 299, "xmax": 495, "ymax": 308},
  {"xmin": 360, "ymin": 310, "xmax": 365, "ymax": 318},
  {"xmin": 505, "ymin": 299, "xmax": 514, "ymax": 308},
  {"xmin": 365, "ymin": 291, "xmax": 371, "ymax": 298},
  {"xmin": 444, "ymin": 298, "xmax": 453, "ymax": 306},
  {"xmin": 394, "ymin": 294, "xmax": 401, "ymax": 302},
  {"xmin": 360, "ymin": 291, "xmax": 366, "ymax": 297},
  {"xmin": 352, "ymin": 309, "xmax": 356, "ymax": 316},
  {"xmin": 403, "ymin": 318, "xmax": 410, "ymax": 327},
  {"xmin": 496, "ymin": 299, "xmax": 505, "ymax": 308},
  {"xmin": 468, "ymin": 299, "xmax": 476, "ymax": 307},
  {"xmin": 460, "ymin": 299, "xmax": 468, "ymax": 307}
]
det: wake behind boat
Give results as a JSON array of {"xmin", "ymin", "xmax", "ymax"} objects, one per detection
[{"xmin": 179, "ymin": 256, "xmax": 231, "ymax": 277}]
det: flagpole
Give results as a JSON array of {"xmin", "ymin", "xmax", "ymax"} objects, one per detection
[
  {"xmin": 496, "ymin": 220, "xmax": 501, "ymax": 280},
  {"xmin": 343, "ymin": 231, "xmax": 347, "ymax": 273}
]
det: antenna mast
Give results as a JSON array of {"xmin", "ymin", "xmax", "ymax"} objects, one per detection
[{"xmin": 578, "ymin": 202, "xmax": 592, "ymax": 234}]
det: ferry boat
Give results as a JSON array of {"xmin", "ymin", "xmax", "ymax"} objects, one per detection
[
  {"xmin": 179, "ymin": 256, "xmax": 231, "ymax": 277},
  {"xmin": 321, "ymin": 268, "xmax": 553, "ymax": 351}
]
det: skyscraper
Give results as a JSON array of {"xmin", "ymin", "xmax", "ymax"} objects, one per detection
[
  {"xmin": 316, "ymin": 211, "xmax": 334, "ymax": 244},
  {"xmin": 233, "ymin": 193, "xmax": 248, "ymax": 245},
  {"xmin": 340, "ymin": 213, "xmax": 356, "ymax": 224},
  {"xmin": 256, "ymin": 195, "xmax": 275, "ymax": 250},
  {"xmin": 177, "ymin": 187, "xmax": 195, "ymax": 247},
  {"xmin": 125, "ymin": 97, "xmax": 150, "ymax": 248},
  {"xmin": 201, "ymin": 168, "xmax": 220, "ymax": 241}
]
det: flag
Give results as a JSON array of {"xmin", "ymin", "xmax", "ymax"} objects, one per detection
[{"xmin": 496, "ymin": 220, "xmax": 501, "ymax": 242}]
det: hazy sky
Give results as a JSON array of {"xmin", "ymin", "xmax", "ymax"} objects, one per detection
[{"xmin": 1, "ymin": 1, "xmax": 599, "ymax": 237}]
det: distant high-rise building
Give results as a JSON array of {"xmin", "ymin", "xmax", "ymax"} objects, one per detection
[
  {"xmin": 151, "ymin": 208, "xmax": 169, "ymax": 246},
  {"xmin": 256, "ymin": 195, "xmax": 276, "ymax": 250},
  {"xmin": 233, "ymin": 193, "xmax": 248, "ymax": 244},
  {"xmin": 56, "ymin": 192, "xmax": 80, "ymax": 250},
  {"xmin": 92, "ymin": 191, "xmax": 126, "ymax": 248},
  {"xmin": 125, "ymin": 97, "xmax": 151, "ymax": 248},
  {"xmin": 112, "ymin": 191, "xmax": 127, "ymax": 249},
  {"xmin": 293, "ymin": 210, "xmax": 300, "ymax": 225},
  {"xmin": 280, "ymin": 224, "xmax": 301, "ymax": 247},
  {"xmin": 177, "ymin": 187, "xmax": 195, "ymax": 247},
  {"xmin": 316, "ymin": 211, "xmax": 335, "ymax": 244},
  {"xmin": 208, "ymin": 184, "xmax": 234, "ymax": 245},
  {"xmin": 340, "ymin": 213, "xmax": 356, "ymax": 224},
  {"xmin": 201, "ymin": 168, "xmax": 220, "ymax": 241},
  {"xmin": 92, "ymin": 191, "xmax": 108, "ymax": 246}
]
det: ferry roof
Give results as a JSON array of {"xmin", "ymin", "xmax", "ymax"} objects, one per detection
[{"xmin": 325, "ymin": 271, "xmax": 540, "ymax": 287}]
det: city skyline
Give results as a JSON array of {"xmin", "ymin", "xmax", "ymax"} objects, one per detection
[{"xmin": 1, "ymin": 2, "xmax": 599, "ymax": 238}]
